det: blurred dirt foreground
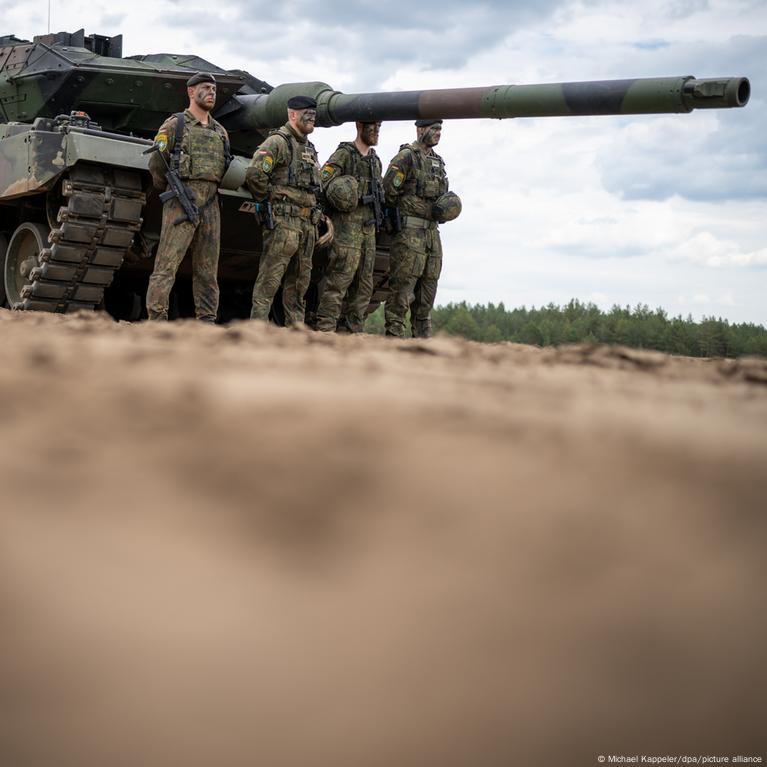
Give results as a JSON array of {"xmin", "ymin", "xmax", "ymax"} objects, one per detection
[{"xmin": 1, "ymin": 308, "xmax": 765, "ymax": 767}]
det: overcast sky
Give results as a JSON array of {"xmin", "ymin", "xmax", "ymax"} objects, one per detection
[{"xmin": 6, "ymin": 0, "xmax": 766, "ymax": 323}]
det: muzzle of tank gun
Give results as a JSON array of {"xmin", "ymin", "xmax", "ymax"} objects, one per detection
[{"xmin": 681, "ymin": 77, "xmax": 750, "ymax": 110}]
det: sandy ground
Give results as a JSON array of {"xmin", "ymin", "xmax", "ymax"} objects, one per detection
[{"xmin": 0, "ymin": 307, "xmax": 765, "ymax": 767}]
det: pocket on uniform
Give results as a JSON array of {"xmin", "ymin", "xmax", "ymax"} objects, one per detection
[
  {"xmin": 265, "ymin": 225, "xmax": 301, "ymax": 261},
  {"xmin": 331, "ymin": 244, "xmax": 358, "ymax": 274},
  {"xmin": 405, "ymin": 229, "xmax": 429, "ymax": 277},
  {"xmin": 424, "ymin": 254, "xmax": 442, "ymax": 281}
]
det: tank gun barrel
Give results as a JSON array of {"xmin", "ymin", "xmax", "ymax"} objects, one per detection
[{"xmin": 222, "ymin": 76, "xmax": 750, "ymax": 131}]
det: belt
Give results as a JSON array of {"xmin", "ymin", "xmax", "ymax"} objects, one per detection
[
  {"xmin": 401, "ymin": 215, "xmax": 437, "ymax": 229},
  {"xmin": 272, "ymin": 202, "xmax": 317, "ymax": 219}
]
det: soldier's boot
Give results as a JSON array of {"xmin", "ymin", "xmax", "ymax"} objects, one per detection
[
  {"xmin": 411, "ymin": 273, "xmax": 437, "ymax": 338},
  {"xmin": 412, "ymin": 319, "xmax": 432, "ymax": 338}
]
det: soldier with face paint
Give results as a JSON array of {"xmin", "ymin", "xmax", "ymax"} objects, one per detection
[
  {"xmin": 146, "ymin": 72, "xmax": 230, "ymax": 322},
  {"xmin": 245, "ymin": 96, "xmax": 323, "ymax": 327},
  {"xmin": 383, "ymin": 118, "xmax": 457, "ymax": 339},
  {"xmin": 316, "ymin": 121, "xmax": 384, "ymax": 333}
]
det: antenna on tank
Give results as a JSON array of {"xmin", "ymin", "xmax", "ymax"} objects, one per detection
[{"xmin": 47, "ymin": 0, "xmax": 51, "ymax": 33}]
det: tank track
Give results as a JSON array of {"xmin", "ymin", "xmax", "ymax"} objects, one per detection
[{"xmin": 16, "ymin": 164, "xmax": 145, "ymax": 312}]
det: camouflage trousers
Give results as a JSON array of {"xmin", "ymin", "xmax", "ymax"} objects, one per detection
[
  {"xmin": 384, "ymin": 222, "xmax": 442, "ymax": 338},
  {"xmin": 315, "ymin": 223, "xmax": 376, "ymax": 333},
  {"xmin": 146, "ymin": 181, "xmax": 220, "ymax": 322},
  {"xmin": 251, "ymin": 214, "xmax": 316, "ymax": 326}
]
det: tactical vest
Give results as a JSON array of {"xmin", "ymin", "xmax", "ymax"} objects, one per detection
[
  {"xmin": 171, "ymin": 112, "xmax": 231, "ymax": 183},
  {"xmin": 400, "ymin": 143, "xmax": 448, "ymax": 201},
  {"xmin": 336, "ymin": 142, "xmax": 383, "ymax": 200},
  {"xmin": 269, "ymin": 128, "xmax": 322, "ymax": 198}
]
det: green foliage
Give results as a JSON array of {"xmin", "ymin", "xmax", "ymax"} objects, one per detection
[{"xmin": 363, "ymin": 299, "xmax": 767, "ymax": 359}]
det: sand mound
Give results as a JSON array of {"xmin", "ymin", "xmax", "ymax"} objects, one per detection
[{"xmin": 1, "ymin": 308, "xmax": 765, "ymax": 766}]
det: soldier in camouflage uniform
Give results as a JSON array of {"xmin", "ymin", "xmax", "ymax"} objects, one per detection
[
  {"xmin": 383, "ymin": 119, "xmax": 450, "ymax": 338},
  {"xmin": 146, "ymin": 72, "xmax": 230, "ymax": 322},
  {"xmin": 315, "ymin": 121, "xmax": 383, "ymax": 333},
  {"xmin": 245, "ymin": 95, "xmax": 322, "ymax": 326}
]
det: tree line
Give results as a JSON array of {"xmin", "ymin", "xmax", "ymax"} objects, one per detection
[{"xmin": 364, "ymin": 300, "xmax": 767, "ymax": 358}]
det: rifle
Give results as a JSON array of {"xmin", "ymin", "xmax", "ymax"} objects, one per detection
[
  {"xmin": 143, "ymin": 143, "xmax": 200, "ymax": 226},
  {"xmin": 360, "ymin": 178, "xmax": 386, "ymax": 232},
  {"xmin": 255, "ymin": 201, "xmax": 276, "ymax": 231},
  {"xmin": 386, "ymin": 205, "xmax": 402, "ymax": 234}
]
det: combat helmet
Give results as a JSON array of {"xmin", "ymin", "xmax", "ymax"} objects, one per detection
[
  {"xmin": 432, "ymin": 191, "xmax": 462, "ymax": 223},
  {"xmin": 326, "ymin": 175, "xmax": 359, "ymax": 213}
]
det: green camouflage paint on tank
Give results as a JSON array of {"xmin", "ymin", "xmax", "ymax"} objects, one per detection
[{"xmin": 0, "ymin": 121, "xmax": 150, "ymax": 199}]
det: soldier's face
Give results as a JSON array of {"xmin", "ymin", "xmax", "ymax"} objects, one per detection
[
  {"xmin": 290, "ymin": 108, "xmax": 317, "ymax": 135},
  {"xmin": 190, "ymin": 83, "xmax": 217, "ymax": 111},
  {"xmin": 359, "ymin": 122, "xmax": 381, "ymax": 147},
  {"xmin": 418, "ymin": 124, "xmax": 442, "ymax": 147}
]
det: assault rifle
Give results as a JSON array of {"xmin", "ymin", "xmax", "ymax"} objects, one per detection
[
  {"xmin": 143, "ymin": 143, "xmax": 200, "ymax": 226},
  {"xmin": 360, "ymin": 179, "xmax": 386, "ymax": 232},
  {"xmin": 386, "ymin": 205, "xmax": 402, "ymax": 234},
  {"xmin": 255, "ymin": 201, "xmax": 276, "ymax": 230}
]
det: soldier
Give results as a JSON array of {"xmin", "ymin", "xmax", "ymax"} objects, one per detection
[
  {"xmin": 383, "ymin": 119, "xmax": 462, "ymax": 338},
  {"xmin": 146, "ymin": 72, "xmax": 230, "ymax": 322},
  {"xmin": 245, "ymin": 95, "xmax": 323, "ymax": 326},
  {"xmin": 315, "ymin": 121, "xmax": 384, "ymax": 333}
]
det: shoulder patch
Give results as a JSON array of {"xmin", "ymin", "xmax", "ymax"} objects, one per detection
[
  {"xmin": 154, "ymin": 133, "xmax": 168, "ymax": 153},
  {"xmin": 321, "ymin": 164, "xmax": 336, "ymax": 183},
  {"xmin": 261, "ymin": 154, "xmax": 274, "ymax": 173},
  {"xmin": 391, "ymin": 168, "xmax": 405, "ymax": 188}
]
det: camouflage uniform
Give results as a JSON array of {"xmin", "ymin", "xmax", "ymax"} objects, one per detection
[
  {"xmin": 316, "ymin": 143, "xmax": 383, "ymax": 333},
  {"xmin": 146, "ymin": 109, "xmax": 229, "ymax": 322},
  {"xmin": 383, "ymin": 141, "xmax": 448, "ymax": 338},
  {"xmin": 245, "ymin": 123, "xmax": 322, "ymax": 326}
]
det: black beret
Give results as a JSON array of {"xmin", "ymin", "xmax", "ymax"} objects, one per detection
[
  {"xmin": 287, "ymin": 95, "xmax": 317, "ymax": 110},
  {"xmin": 415, "ymin": 118, "xmax": 443, "ymax": 127},
  {"xmin": 186, "ymin": 72, "xmax": 216, "ymax": 87}
]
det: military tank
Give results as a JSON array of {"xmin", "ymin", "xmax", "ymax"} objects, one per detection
[{"xmin": 0, "ymin": 29, "xmax": 751, "ymax": 321}]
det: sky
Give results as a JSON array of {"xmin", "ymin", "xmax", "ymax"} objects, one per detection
[{"xmin": 5, "ymin": 0, "xmax": 766, "ymax": 324}]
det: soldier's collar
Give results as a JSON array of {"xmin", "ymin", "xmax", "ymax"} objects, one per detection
[
  {"xmin": 285, "ymin": 122, "xmax": 308, "ymax": 143},
  {"xmin": 184, "ymin": 108, "xmax": 211, "ymax": 127}
]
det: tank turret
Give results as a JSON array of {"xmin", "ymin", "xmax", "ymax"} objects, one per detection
[{"xmin": 0, "ymin": 30, "xmax": 752, "ymax": 321}]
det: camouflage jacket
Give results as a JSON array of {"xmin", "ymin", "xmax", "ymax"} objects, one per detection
[
  {"xmin": 321, "ymin": 141, "xmax": 383, "ymax": 228},
  {"xmin": 245, "ymin": 122, "xmax": 321, "ymax": 208},
  {"xmin": 149, "ymin": 109, "xmax": 229, "ymax": 189},
  {"xmin": 383, "ymin": 141, "xmax": 448, "ymax": 220}
]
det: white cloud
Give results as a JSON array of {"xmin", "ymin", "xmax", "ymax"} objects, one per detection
[{"xmin": 670, "ymin": 232, "xmax": 767, "ymax": 268}]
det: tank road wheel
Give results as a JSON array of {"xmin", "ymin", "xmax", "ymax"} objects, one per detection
[
  {"xmin": 3, "ymin": 223, "xmax": 51, "ymax": 309},
  {"xmin": 0, "ymin": 231, "xmax": 10, "ymax": 307}
]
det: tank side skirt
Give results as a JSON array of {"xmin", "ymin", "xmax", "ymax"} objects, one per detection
[{"xmin": 15, "ymin": 163, "xmax": 145, "ymax": 312}]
